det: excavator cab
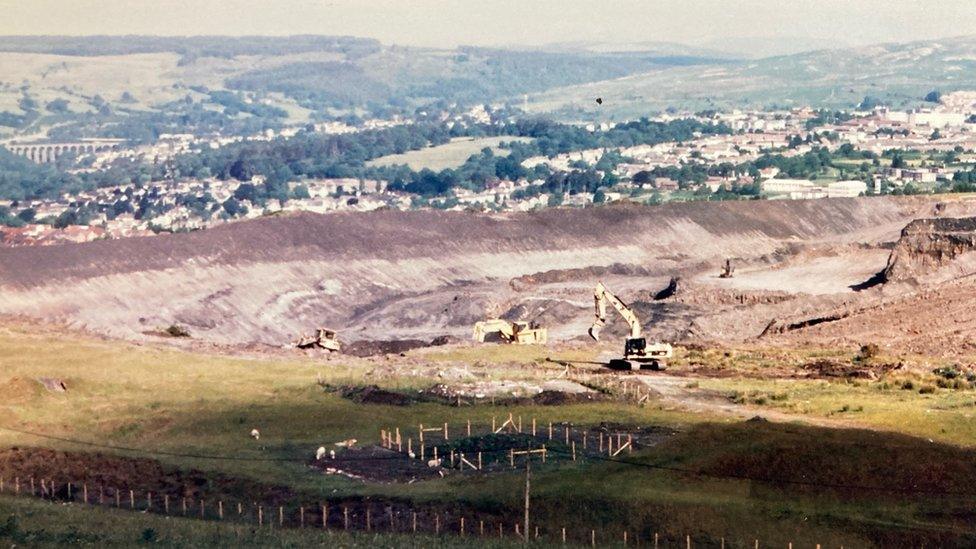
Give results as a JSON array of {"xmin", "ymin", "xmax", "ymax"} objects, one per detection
[{"xmin": 624, "ymin": 337, "xmax": 647, "ymax": 356}]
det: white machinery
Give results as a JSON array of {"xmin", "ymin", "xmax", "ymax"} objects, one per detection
[
  {"xmin": 588, "ymin": 282, "xmax": 673, "ymax": 370},
  {"xmin": 473, "ymin": 318, "xmax": 548, "ymax": 345}
]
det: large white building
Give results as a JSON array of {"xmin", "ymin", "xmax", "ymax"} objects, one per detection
[
  {"xmin": 762, "ymin": 179, "xmax": 817, "ymax": 194},
  {"xmin": 827, "ymin": 180, "xmax": 868, "ymax": 198}
]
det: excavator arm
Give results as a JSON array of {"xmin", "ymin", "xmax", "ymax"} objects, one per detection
[{"xmin": 588, "ymin": 282, "xmax": 642, "ymax": 341}]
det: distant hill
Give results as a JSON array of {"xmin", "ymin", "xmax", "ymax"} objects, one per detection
[
  {"xmin": 525, "ymin": 35, "xmax": 976, "ymax": 119},
  {"xmin": 2, "ymin": 34, "xmax": 976, "ymax": 138},
  {"xmin": 0, "ymin": 35, "xmax": 725, "ymax": 140}
]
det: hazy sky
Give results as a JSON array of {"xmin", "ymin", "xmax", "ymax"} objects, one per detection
[{"xmin": 2, "ymin": 0, "xmax": 975, "ymax": 55}]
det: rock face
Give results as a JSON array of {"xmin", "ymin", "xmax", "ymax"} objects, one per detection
[{"xmin": 883, "ymin": 217, "xmax": 976, "ymax": 282}]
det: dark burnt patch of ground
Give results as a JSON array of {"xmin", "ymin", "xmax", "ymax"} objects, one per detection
[
  {"xmin": 342, "ymin": 336, "xmax": 456, "ymax": 357},
  {"xmin": 309, "ymin": 445, "xmax": 444, "ymax": 483}
]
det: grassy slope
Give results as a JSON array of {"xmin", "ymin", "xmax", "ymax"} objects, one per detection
[
  {"xmin": 4, "ymin": 324, "xmax": 976, "ymax": 545},
  {"xmin": 366, "ymin": 137, "xmax": 530, "ymax": 171},
  {"xmin": 0, "ymin": 494, "xmax": 522, "ymax": 548}
]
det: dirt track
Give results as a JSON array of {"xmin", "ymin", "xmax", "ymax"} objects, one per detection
[{"xmin": 1, "ymin": 196, "xmax": 975, "ymax": 352}]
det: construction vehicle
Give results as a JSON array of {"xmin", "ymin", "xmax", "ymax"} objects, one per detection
[
  {"xmin": 473, "ymin": 319, "xmax": 548, "ymax": 345},
  {"xmin": 588, "ymin": 282, "xmax": 673, "ymax": 370},
  {"xmin": 719, "ymin": 258, "xmax": 735, "ymax": 278},
  {"xmin": 295, "ymin": 328, "xmax": 341, "ymax": 352}
]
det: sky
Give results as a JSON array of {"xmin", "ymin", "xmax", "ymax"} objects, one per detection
[{"xmin": 2, "ymin": 0, "xmax": 975, "ymax": 56}]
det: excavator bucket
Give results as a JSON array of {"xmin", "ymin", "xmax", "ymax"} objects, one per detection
[{"xmin": 588, "ymin": 323, "xmax": 602, "ymax": 341}]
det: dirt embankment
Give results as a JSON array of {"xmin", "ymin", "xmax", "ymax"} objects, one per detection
[
  {"xmin": 0, "ymin": 196, "xmax": 971, "ymax": 346},
  {"xmin": 883, "ymin": 216, "xmax": 976, "ymax": 283}
]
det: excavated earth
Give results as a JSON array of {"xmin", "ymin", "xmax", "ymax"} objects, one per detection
[{"xmin": 4, "ymin": 196, "xmax": 976, "ymax": 355}]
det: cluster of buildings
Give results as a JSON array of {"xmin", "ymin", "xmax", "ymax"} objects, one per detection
[{"xmin": 5, "ymin": 93, "xmax": 976, "ymax": 245}]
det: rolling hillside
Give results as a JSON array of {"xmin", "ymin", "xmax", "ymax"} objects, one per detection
[{"xmin": 526, "ymin": 36, "xmax": 976, "ymax": 119}]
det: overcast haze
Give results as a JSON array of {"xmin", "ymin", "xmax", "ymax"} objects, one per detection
[{"xmin": 1, "ymin": 0, "xmax": 976, "ymax": 56}]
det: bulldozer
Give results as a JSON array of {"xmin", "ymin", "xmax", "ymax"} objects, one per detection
[
  {"xmin": 473, "ymin": 319, "xmax": 547, "ymax": 345},
  {"xmin": 295, "ymin": 328, "xmax": 341, "ymax": 352},
  {"xmin": 588, "ymin": 282, "xmax": 672, "ymax": 370}
]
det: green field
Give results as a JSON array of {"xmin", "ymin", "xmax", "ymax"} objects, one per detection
[
  {"xmin": 3, "ymin": 324, "xmax": 976, "ymax": 546},
  {"xmin": 366, "ymin": 137, "xmax": 530, "ymax": 171}
]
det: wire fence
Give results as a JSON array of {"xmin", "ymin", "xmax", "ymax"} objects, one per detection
[{"xmin": 0, "ymin": 477, "xmax": 836, "ymax": 548}]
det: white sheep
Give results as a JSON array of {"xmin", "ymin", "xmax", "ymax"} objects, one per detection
[
  {"xmin": 334, "ymin": 438, "xmax": 357, "ymax": 448},
  {"xmin": 427, "ymin": 458, "xmax": 442, "ymax": 468},
  {"xmin": 250, "ymin": 428, "xmax": 260, "ymax": 440},
  {"xmin": 315, "ymin": 446, "xmax": 327, "ymax": 460}
]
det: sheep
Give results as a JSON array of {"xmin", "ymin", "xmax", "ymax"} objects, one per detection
[
  {"xmin": 315, "ymin": 446, "xmax": 327, "ymax": 460},
  {"xmin": 427, "ymin": 458, "xmax": 442, "ymax": 468},
  {"xmin": 334, "ymin": 438, "xmax": 357, "ymax": 448},
  {"xmin": 250, "ymin": 428, "xmax": 260, "ymax": 440}
]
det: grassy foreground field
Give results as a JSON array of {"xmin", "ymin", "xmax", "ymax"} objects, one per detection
[{"xmin": 3, "ymin": 323, "xmax": 976, "ymax": 546}]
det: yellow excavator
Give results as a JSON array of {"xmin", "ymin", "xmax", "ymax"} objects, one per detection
[
  {"xmin": 588, "ymin": 282, "xmax": 673, "ymax": 370},
  {"xmin": 295, "ymin": 328, "xmax": 341, "ymax": 352},
  {"xmin": 473, "ymin": 319, "xmax": 548, "ymax": 344}
]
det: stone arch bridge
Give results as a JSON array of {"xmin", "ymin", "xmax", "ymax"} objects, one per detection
[{"xmin": 3, "ymin": 139, "xmax": 125, "ymax": 164}]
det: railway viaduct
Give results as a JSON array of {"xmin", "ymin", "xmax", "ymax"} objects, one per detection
[{"xmin": 3, "ymin": 139, "xmax": 125, "ymax": 164}]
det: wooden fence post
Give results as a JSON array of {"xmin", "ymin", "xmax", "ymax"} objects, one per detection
[
  {"xmin": 366, "ymin": 507, "xmax": 371, "ymax": 531},
  {"xmin": 344, "ymin": 506, "xmax": 349, "ymax": 530},
  {"xmin": 532, "ymin": 417, "xmax": 536, "ymax": 436},
  {"xmin": 258, "ymin": 505, "xmax": 263, "ymax": 526},
  {"xmin": 412, "ymin": 511, "xmax": 417, "ymax": 533},
  {"xmin": 460, "ymin": 517, "xmax": 465, "ymax": 536},
  {"xmin": 200, "ymin": 499, "xmax": 205, "ymax": 519},
  {"xmin": 219, "ymin": 501, "xmax": 224, "ymax": 519},
  {"xmin": 280, "ymin": 506, "xmax": 284, "ymax": 527},
  {"xmin": 435, "ymin": 514, "xmax": 440, "ymax": 534},
  {"xmin": 182, "ymin": 497, "xmax": 187, "ymax": 516},
  {"xmin": 129, "ymin": 490, "xmax": 135, "ymax": 509},
  {"xmin": 467, "ymin": 419, "xmax": 471, "ymax": 436}
]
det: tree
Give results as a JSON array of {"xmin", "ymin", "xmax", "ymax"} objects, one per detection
[
  {"xmin": 292, "ymin": 184, "xmax": 311, "ymax": 199},
  {"xmin": 45, "ymin": 99, "xmax": 70, "ymax": 114},
  {"xmin": 222, "ymin": 197, "xmax": 246, "ymax": 216},
  {"xmin": 924, "ymin": 90, "xmax": 941, "ymax": 103},
  {"xmin": 593, "ymin": 189, "xmax": 606, "ymax": 204}
]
